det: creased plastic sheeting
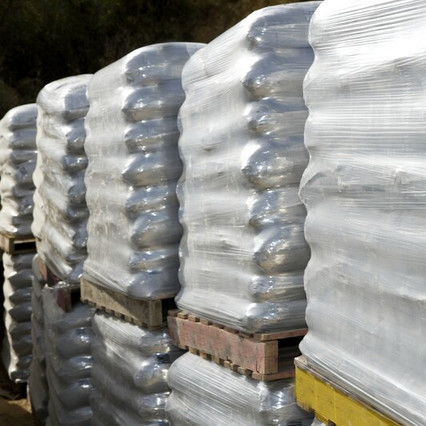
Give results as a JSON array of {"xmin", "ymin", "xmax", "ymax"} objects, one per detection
[
  {"xmin": 176, "ymin": 3, "xmax": 320, "ymax": 333},
  {"xmin": 166, "ymin": 352, "xmax": 313, "ymax": 426},
  {"xmin": 43, "ymin": 285, "xmax": 95, "ymax": 426},
  {"xmin": 1, "ymin": 252, "xmax": 33, "ymax": 383},
  {"xmin": 0, "ymin": 104, "xmax": 37, "ymax": 236},
  {"xmin": 83, "ymin": 43, "xmax": 204, "ymax": 299},
  {"xmin": 33, "ymin": 75, "xmax": 92, "ymax": 284},
  {"xmin": 90, "ymin": 312, "xmax": 183, "ymax": 425},
  {"xmin": 299, "ymin": 1, "xmax": 426, "ymax": 425},
  {"xmin": 28, "ymin": 254, "xmax": 49, "ymax": 422}
]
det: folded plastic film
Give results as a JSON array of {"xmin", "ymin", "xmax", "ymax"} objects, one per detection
[
  {"xmin": 176, "ymin": 3, "xmax": 320, "ymax": 333},
  {"xmin": 299, "ymin": 1, "xmax": 426, "ymax": 424},
  {"xmin": 1, "ymin": 252, "xmax": 34, "ymax": 383},
  {"xmin": 90, "ymin": 312, "xmax": 183, "ymax": 425},
  {"xmin": 0, "ymin": 104, "xmax": 37, "ymax": 236},
  {"xmin": 83, "ymin": 43, "xmax": 204, "ymax": 299},
  {"xmin": 166, "ymin": 352, "xmax": 313, "ymax": 425},
  {"xmin": 42, "ymin": 284, "xmax": 95, "ymax": 425},
  {"xmin": 33, "ymin": 75, "xmax": 92, "ymax": 284}
]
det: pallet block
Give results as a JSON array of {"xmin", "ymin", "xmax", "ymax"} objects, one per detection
[
  {"xmin": 168, "ymin": 310, "xmax": 307, "ymax": 381},
  {"xmin": 80, "ymin": 278, "xmax": 176, "ymax": 329},
  {"xmin": 37, "ymin": 257, "xmax": 64, "ymax": 287},
  {"xmin": 0, "ymin": 233, "xmax": 36, "ymax": 255},
  {"xmin": 295, "ymin": 356, "xmax": 400, "ymax": 426}
]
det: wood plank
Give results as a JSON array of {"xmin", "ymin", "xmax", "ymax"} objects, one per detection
[
  {"xmin": 81, "ymin": 278, "xmax": 174, "ymax": 329},
  {"xmin": 0, "ymin": 233, "xmax": 36, "ymax": 255},
  {"xmin": 167, "ymin": 314, "xmax": 279, "ymax": 375}
]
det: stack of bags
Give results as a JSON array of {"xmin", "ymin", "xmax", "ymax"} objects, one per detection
[
  {"xmin": 0, "ymin": 104, "xmax": 37, "ymax": 237},
  {"xmin": 166, "ymin": 353, "xmax": 313, "ymax": 425},
  {"xmin": 83, "ymin": 43, "xmax": 204, "ymax": 299},
  {"xmin": 176, "ymin": 2, "xmax": 319, "ymax": 334},
  {"xmin": 167, "ymin": 3, "xmax": 319, "ymax": 424},
  {"xmin": 299, "ymin": 0, "xmax": 426, "ymax": 424},
  {"xmin": 91, "ymin": 313, "xmax": 183, "ymax": 425},
  {"xmin": 32, "ymin": 75, "xmax": 92, "ymax": 284},
  {"xmin": 83, "ymin": 43, "xmax": 203, "ymax": 423},
  {"xmin": 1, "ymin": 253, "xmax": 34, "ymax": 383},
  {"xmin": 43, "ymin": 286, "xmax": 95, "ymax": 426},
  {"xmin": 28, "ymin": 254, "xmax": 49, "ymax": 422}
]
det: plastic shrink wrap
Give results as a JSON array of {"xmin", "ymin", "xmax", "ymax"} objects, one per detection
[
  {"xmin": 176, "ymin": 3, "xmax": 320, "ymax": 333},
  {"xmin": 1, "ymin": 252, "xmax": 33, "ymax": 383},
  {"xmin": 43, "ymin": 285, "xmax": 95, "ymax": 426},
  {"xmin": 0, "ymin": 104, "xmax": 37, "ymax": 236},
  {"xmin": 166, "ymin": 352, "xmax": 313, "ymax": 426},
  {"xmin": 28, "ymin": 254, "xmax": 49, "ymax": 422},
  {"xmin": 90, "ymin": 312, "xmax": 183, "ymax": 426},
  {"xmin": 299, "ymin": 1, "xmax": 426, "ymax": 424},
  {"xmin": 83, "ymin": 42, "xmax": 204, "ymax": 300},
  {"xmin": 32, "ymin": 75, "xmax": 92, "ymax": 284}
]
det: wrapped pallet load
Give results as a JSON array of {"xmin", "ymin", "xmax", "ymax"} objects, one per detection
[
  {"xmin": 1, "ymin": 253, "xmax": 34, "ymax": 382},
  {"xmin": 83, "ymin": 42, "xmax": 204, "ymax": 299},
  {"xmin": 176, "ymin": 2, "xmax": 319, "ymax": 334},
  {"xmin": 0, "ymin": 104, "xmax": 37, "ymax": 237},
  {"xmin": 43, "ymin": 286, "xmax": 95, "ymax": 426},
  {"xmin": 166, "ymin": 352, "xmax": 313, "ymax": 426},
  {"xmin": 28, "ymin": 254, "xmax": 49, "ymax": 422},
  {"xmin": 90, "ymin": 312, "xmax": 183, "ymax": 426},
  {"xmin": 299, "ymin": 0, "xmax": 426, "ymax": 424},
  {"xmin": 32, "ymin": 75, "xmax": 92, "ymax": 284}
]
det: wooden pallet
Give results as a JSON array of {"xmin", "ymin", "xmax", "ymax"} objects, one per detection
[
  {"xmin": 295, "ymin": 356, "xmax": 400, "ymax": 426},
  {"xmin": 80, "ymin": 278, "xmax": 176, "ymax": 330},
  {"xmin": 37, "ymin": 256, "xmax": 64, "ymax": 286},
  {"xmin": 168, "ymin": 310, "xmax": 307, "ymax": 381},
  {"xmin": 0, "ymin": 233, "xmax": 36, "ymax": 255}
]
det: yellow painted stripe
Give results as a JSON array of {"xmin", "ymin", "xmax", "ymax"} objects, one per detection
[{"xmin": 295, "ymin": 367, "xmax": 400, "ymax": 426}]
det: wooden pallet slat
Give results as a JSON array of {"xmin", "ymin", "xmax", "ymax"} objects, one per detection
[
  {"xmin": 295, "ymin": 356, "xmax": 400, "ymax": 426},
  {"xmin": 0, "ymin": 233, "xmax": 36, "ymax": 255},
  {"xmin": 167, "ymin": 310, "xmax": 306, "ymax": 381},
  {"xmin": 81, "ymin": 278, "xmax": 176, "ymax": 330}
]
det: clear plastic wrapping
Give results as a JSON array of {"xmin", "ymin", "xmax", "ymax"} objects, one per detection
[
  {"xmin": 0, "ymin": 104, "xmax": 37, "ymax": 236},
  {"xmin": 166, "ymin": 352, "xmax": 313, "ymax": 425},
  {"xmin": 299, "ymin": 1, "xmax": 426, "ymax": 424},
  {"xmin": 28, "ymin": 254, "xmax": 49, "ymax": 422},
  {"xmin": 32, "ymin": 75, "xmax": 92, "ymax": 284},
  {"xmin": 1, "ymin": 252, "xmax": 34, "ymax": 383},
  {"xmin": 42, "ymin": 284, "xmax": 95, "ymax": 426},
  {"xmin": 90, "ymin": 312, "xmax": 183, "ymax": 425},
  {"xmin": 83, "ymin": 43, "xmax": 204, "ymax": 299},
  {"xmin": 176, "ymin": 3, "xmax": 320, "ymax": 333}
]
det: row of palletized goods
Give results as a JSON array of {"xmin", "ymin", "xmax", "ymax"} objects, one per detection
[{"xmin": 0, "ymin": 0, "xmax": 424, "ymax": 425}]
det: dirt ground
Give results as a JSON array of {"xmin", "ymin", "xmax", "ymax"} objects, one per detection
[{"xmin": 0, "ymin": 397, "xmax": 33, "ymax": 426}]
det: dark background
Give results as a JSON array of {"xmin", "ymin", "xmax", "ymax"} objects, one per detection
[{"xmin": 0, "ymin": 0, "xmax": 309, "ymax": 117}]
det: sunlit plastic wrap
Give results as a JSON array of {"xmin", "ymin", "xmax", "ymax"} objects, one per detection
[
  {"xmin": 166, "ymin": 352, "xmax": 313, "ymax": 425},
  {"xmin": 176, "ymin": 3, "xmax": 320, "ymax": 333},
  {"xmin": 1, "ymin": 252, "xmax": 33, "ymax": 383},
  {"xmin": 28, "ymin": 254, "xmax": 49, "ymax": 422},
  {"xmin": 32, "ymin": 75, "xmax": 92, "ymax": 284},
  {"xmin": 43, "ymin": 284, "xmax": 95, "ymax": 426},
  {"xmin": 83, "ymin": 43, "xmax": 204, "ymax": 299},
  {"xmin": 0, "ymin": 104, "xmax": 37, "ymax": 236},
  {"xmin": 299, "ymin": 1, "xmax": 426, "ymax": 424},
  {"xmin": 90, "ymin": 312, "xmax": 183, "ymax": 425}
]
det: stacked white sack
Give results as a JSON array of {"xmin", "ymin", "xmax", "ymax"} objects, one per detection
[
  {"xmin": 166, "ymin": 352, "xmax": 313, "ymax": 425},
  {"xmin": 299, "ymin": 1, "xmax": 426, "ymax": 424},
  {"xmin": 28, "ymin": 254, "xmax": 49, "ymax": 422},
  {"xmin": 0, "ymin": 104, "xmax": 37, "ymax": 236},
  {"xmin": 1, "ymin": 253, "xmax": 33, "ymax": 382},
  {"xmin": 84, "ymin": 43, "xmax": 204, "ymax": 299},
  {"xmin": 32, "ymin": 75, "xmax": 92, "ymax": 284},
  {"xmin": 43, "ymin": 286, "xmax": 95, "ymax": 426},
  {"xmin": 90, "ymin": 312, "xmax": 183, "ymax": 425},
  {"xmin": 176, "ymin": 2, "xmax": 320, "ymax": 333}
]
